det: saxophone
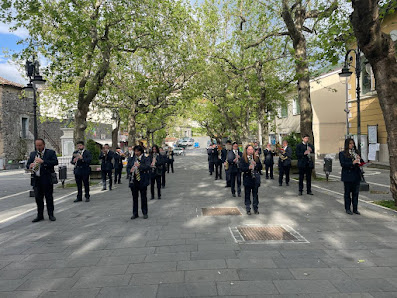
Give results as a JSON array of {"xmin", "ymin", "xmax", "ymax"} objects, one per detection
[
  {"xmin": 248, "ymin": 155, "xmax": 256, "ymax": 178},
  {"xmin": 276, "ymin": 143, "xmax": 288, "ymax": 161}
]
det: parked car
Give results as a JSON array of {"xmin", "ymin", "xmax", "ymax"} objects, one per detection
[{"xmin": 173, "ymin": 147, "xmax": 185, "ymax": 155}]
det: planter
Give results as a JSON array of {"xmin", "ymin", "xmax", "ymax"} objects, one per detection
[{"xmin": 90, "ymin": 165, "xmax": 102, "ymax": 179}]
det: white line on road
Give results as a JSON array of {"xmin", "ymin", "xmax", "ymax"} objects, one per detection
[
  {"xmin": 317, "ymin": 172, "xmax": 390, "ymax": 188},
  {"xmin": 0, "ymin": 190, "xmax": 30, "ymax": 201}
]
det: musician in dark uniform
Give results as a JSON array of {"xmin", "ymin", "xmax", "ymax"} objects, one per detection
[
  {"xmin": 159, "ymin": 147, "xmax": 167, "ymax": 188},
  {"xmin": 215, "ymin": 145, "xmax": 223, "ymax": 180},
  {"xmin": 126, "ymin": 146, "xmax": 134, "ymax": 180},
  {"xmin": 240, "ymin": 145, "xmax": 262, "ymax": 215},
  {"xmin": 222, "ymin": 140, "xmax": 232, "ymax": 187},
  {"xmin": 99, "ymin": 144, "xmax": 114, "ymax": 191},
  {"xmin": 296, "ymin": 135, "xmax": 315, "ymax": 195},
  {"xmin": 114, "ymin": 147, "xmax": 125, "ymax": 184},
  {"xmin": 27, "ymin": 138, "xmax": 59, "ymax": 222},
  {"xmin": 149, "ymin": 145, "xmax": 165, "ymax": 200},
  {"xmin": 339, "ymin": 138, "xmax": 363, "ymax": 215},
  {"xmin": 227, "ymin": 142, "xmax": 242, "ymax": 197},
  {"xmin": 278, "ymin": 140, "xmax": 292, "ymax": 186},
  {"xmin": 207, "ymin": 144, "xmax": 218, "ymax": 177},
  {"xmin": 263, "ymin": 143, "xmax": 275, "ymax": 179},
  {"xmin": 127, "ymin": 145, "xmax": 151, "ymax": 219},
  {"xmin": 71, "ymin": 141, "xmax": 92, "ymax": 202},
  {"xmin": 166, "ymin": 147, "xmax": 175, "ymax": 173},
  {"xmin": 253, "ymin": 141, "xmax": 262, "ymax": 175}
]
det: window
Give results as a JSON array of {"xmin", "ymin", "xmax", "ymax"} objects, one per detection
[
  {"xmin": 361, "ymin": 57, "xmax": 375, "ymax": 95},
  {"xmin": 292, "ymin": 98, "xmax": 300, "ymax": 115},
  {"xmin": 21, "ymin": 117, "xmax": 28, "ymax": 139},
  {"xmin": 281, "ymin": 104, "xmax": 288, "ymax": 118}
]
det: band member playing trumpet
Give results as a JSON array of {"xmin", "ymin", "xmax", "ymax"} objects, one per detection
[
  {"xmin": 27, "ymin": 139, "xmax": 58, "ymax": 222},
  {"xmin": 227, "ymin": 142, "xmax": 242, "ymax": 197},
  {"xmin": 149, "ymin": 145, "xmax": 165, "ymax": 200},
  {"xmin": 71, "ymin": 141, "xmax": 92, "ymax": 202},
  {"xmin": 263, "ymin": 143, "xmax": 275, "ymax": 179},
  {"xmin": 296, "ymin": 135, "xmax": 315, "ymax": 195},
  {"xmin": 127, "ymin": 145, "xmax": 151, "ymax": 219},
  {"xmin": 99, "ymin": 144, "xmax": 114, "ymax": 191},
  {"xmin": 277, "ymin": 140, "xmax": 292, "ymax": 186},
  {"xmin": 339, "ymin": 138, "xmax": 363, "ymax": 215},
  {"xmin": 114, "ymin": 147, "xmax": 125, "ymax": 185},
  {"xmin": 240, "ymin": 145, "xmax": 263, "ymax": 215}
]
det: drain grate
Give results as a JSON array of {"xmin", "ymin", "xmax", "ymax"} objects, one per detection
[
  {"xmin": 230, "ymin": 225, "xmax": 309, "ymax": 243},
  {"xmin": 202, "ymin": 207, "xmax": 242, "ymax": 216}
]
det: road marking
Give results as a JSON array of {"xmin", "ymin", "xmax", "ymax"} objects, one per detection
[
  {"xmin": 317, "ymin": 172, "xmax": 390, "ymax": 188},
  {"xmin": 0, "ymin": 190, "xmax": 30, "ymax": 201}
]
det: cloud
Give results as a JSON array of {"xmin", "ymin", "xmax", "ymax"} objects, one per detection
[
  {"xmin": 0, "ymin": 22, "xmax": 29, "ymax": 39},
  {"xmin": 0, "ymin": 61, "xmax": 27, "ymax": 84}
]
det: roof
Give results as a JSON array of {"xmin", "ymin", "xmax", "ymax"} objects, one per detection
[{"xmin": 0, "ymin": 76, "xmax": 24, "ymax": 89}]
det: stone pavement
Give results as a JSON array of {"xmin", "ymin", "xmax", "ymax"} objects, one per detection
[{"xmin": 1, "ymin": 149, "xmax": 397, "ymax": 297}]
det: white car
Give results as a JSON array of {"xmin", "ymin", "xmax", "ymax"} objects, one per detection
[{"xmin": 173, "ymin": 147, "xmax": 185, "ymax": 155}]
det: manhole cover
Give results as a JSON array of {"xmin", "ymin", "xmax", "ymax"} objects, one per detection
[
  {"xmin": 230, "ymin": 225, "xmax": 308, "ymax": 243},
  {"xmin": 202, "ymin": 207, "xmax": 242, "ymax": 216}
]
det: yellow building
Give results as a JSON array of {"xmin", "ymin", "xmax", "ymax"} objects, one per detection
[{"xmin": 346, "ymin": 12, "xmax": 396, "ymax": 163}]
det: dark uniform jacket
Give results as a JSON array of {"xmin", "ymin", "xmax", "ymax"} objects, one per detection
[
  {"xmin": 127, "ymin": 155, "xmax": 151, "ymax": 189},
  {"xmin": 278, "ymin": 146, "xmax": 292, "ymax": 167},
  {"xmin": 296, "ymin": 143, "xmax": 315, "ymax": 169},
  {"xmin": 339, "ymin": 151, "xmax": 362, "ymax": 183},
  {"xmin": 27, "ymin": 149, "xmax": 58, "ymax": 186},
  {"xmin": 71, "ymin": 149, "xmax": 92, "ymax": 176},
  {"xmin": 149, "ymin": 153, "xmax": 166, "ymax": 177},
  {"xmin": 99, "ymin": 150, "xmax": 114, "ymax": 171},
  {"xmin": 114, "ymin": 152, "xmax": 125, "ymax": 170},
  {"xmin": 227, "ymin": 150, "xmax": 242, "ymax": 174},
  {"xmin": 207, "ymin": 147, "xmax": 219, "ymax": 163},
  {"xmin": 167, "ymin": 150, "xmax": 174, "ymax": 163},
  {"xmin": 263, "ymin": 149, "xmax": 275, "ymax": 166},
  {"xmin": 240, "ymin": 156, "xmax": 263, "ymax": 187},
  {"xmin": 221, "ymin": 149, "xmax": 228, "ymax": 163}
]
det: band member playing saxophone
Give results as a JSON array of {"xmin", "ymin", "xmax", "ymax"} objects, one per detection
[
  {"xmin": 114, "ymin": 147, "xmax": 125, "ymax": 185},
  {"xmin": 339, "ymin": 138, "xmax": 364, "ymax": 215},
  {"xmin": 99, "ymin": 144, "xmax": 114, "ymax": 191},
  {"xmin": 71, "ymin": 141, "xmax": 92, "ymax": 202},
  {"xmin": 263, "ymin": 143, "xmax": 275, "ymax": 180},
  {"xmin": 277, "ymin": 140, "xmax": 292, "ymax": 186},
  {"xmin": 227, "ymin": 142, "xmax": 242, "ymax": 197},
  {"xmin": 240, "ymin": 145, "xmax": 263, "ymax": 215},
  {"xmin": 296, "ymin": 135, "xmax": 315, "ymax": 195},
  {"xmin": 149, "ymin": 145, "xmax": 165, "ymax": 200}
]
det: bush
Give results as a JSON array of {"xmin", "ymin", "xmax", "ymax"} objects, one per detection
[
  {"xmin": 86, "ymin": 139, "xmax": 100, "ymax": 165},
  {"xmin": 283, "ymin": 132, "xmax": 301, "ymax": 160}
]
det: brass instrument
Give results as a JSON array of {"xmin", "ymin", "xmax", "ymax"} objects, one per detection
[
  {"xmin": 248, "ymin": 155, "xmax": 256, "ymax": 178},
  {"xmin": 276, "ymin": 143, "xmax": 288, "ymax": 161}
]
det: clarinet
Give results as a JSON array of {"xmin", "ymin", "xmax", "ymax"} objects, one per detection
[
  {"xmin": 235, "ymin": 151, "xmax": 240, "ymax": 169},
  {"xmin": 248, "ymin": 155, "xmax": 256, "ymax": 178}
]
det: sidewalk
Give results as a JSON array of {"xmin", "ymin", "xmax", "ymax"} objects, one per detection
[{"xmin": 1, "ymin": 150, "xmax": 397, "ymax": 297}]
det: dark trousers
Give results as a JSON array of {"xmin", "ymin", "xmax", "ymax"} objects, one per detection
[
  {"xmin": 209, "ymin": 162, "xmax": 214, "ymax": 174},
  {"xmin": 299, "ymin": 167, "xmax": 312, "ymax": 192},
  {"xmin": 75, "ymin": 174, "xmax": 90, "ymax": 199},
  {"xmin": 265, "ymin": 164, "xmax": 274, "ymax": 178},
  {"xmin": 101, "ymin": 170, "xmax": 113, "ymax": 189},
  {"xmin": 114, "ymin": 168, "xmax": 122, "ymax": 183},
  {"xmin": 167, "ymin": 162, "xmax": 174, "ymax": 173},
  {"xmin": 225, "ymin": 169, "xmax": 231, "ymax": 187},
  {"xmin": 151, "ymin": 175, "xmax": 162, "ymax": 198},
  {"xmin": 161, "ymin": 170, "xmax": 166, "ymax": 187},
  {"xmin": 244, "ymin": 185, "xmax": 259, "ymax": 211},
  {"xmin": 279, "ymin": 165, "xmax": 290, "ymax": 185},
  {"xmin": 344, "ymin": 181, "xmax": 360, "ymax": 212},
  {"xmin": 33, "ymin": 177, "xmax": 54, "ymax": 217},
  {"xmin": 230, "ymin": 171, "xmax": 241, "ymax": 195},
  {"xmin": 215, "ymin": 163, "xmax": 222, "ymax": 179},
  {"xmin": 131, "ymin": 184, "xmax": 148, "ymax": 216}
]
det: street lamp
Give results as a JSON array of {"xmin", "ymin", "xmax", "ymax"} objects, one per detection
[
  {"xmin": 339, "ymin": 48, "xmax": 369, "ymax": 191},
  {"xmin": 24, "ymin": 58, "xmax": 46, "ymax": 141}
]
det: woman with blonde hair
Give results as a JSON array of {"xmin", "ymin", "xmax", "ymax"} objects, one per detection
[{"xmin": 240, "ymin": 144, "xmax": 263, "ymax": 215}]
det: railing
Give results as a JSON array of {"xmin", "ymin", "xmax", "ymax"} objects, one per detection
[{"xmin": 43, "ymin": 130, "xmax": 61, "ymax": 153}]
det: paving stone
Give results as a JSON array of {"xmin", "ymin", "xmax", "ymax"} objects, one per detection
[
  {"xmin": 217, "ymin": 281, "xmax": 279, "ymax": 296},
  {"xmin": 25, "ymin": 268, "xmax": 79, "ymax": 280},
  {"xmin": 126, "ymin": 261, "xmax": 177, "ymax": 273},
  {"xmin": 177, "ymin": 259, "xmax": 227, "ymax": 270},
  {"xmin": 191, "ymin": 251, "xmax": 237, "ymax": 260},
  {"xmin": 155, "ymin": 244, "xmax": 198, "ymax": 253},
  {"xmin": 38, "ymin": 289, "xmax": 100, "ymax": 298},
  {"xmin": 238, "ymin": 268, "xmax": 295, "ymax": 280},
  {"xmin": 74, "ymin": 265, "xmax": 128, "ymax": 277},
  {"xmin": 0, "ymin": 279, "xmax": 26, "ymax": 292},
  {"xmin": 342, "ymin": 267, "xmax": 397, "ymax": 279},
  {"xmin": 272, "ymin": 257, "xmax": 329, "ymax": 268},
  {"xmin": 145, "ymin": 252, "xmax": 190, "ymax": 262},
  {"xmin": 0, "ymin": 269, "xmax": 32, "ymax": 280},
  {"xmin": 97, "ymin": 285, "xmax": 158, "ymax": 298},
  {"xmin": 185, "ymin": 269, "xmax": 239, "ymax": 282},
  {"xmin": 274, "ymin": 280, "xmax": 339, "ymax": 294},
  {"xmin": 146, "ymin": 239, "xmax": 186, "ymax": 247},
  {"xmin": 130, "ymin": 271, "xmax": 184, "ymax": 285},
  {"xmin": 16, "ymin": 277, "xmax": 78, "ymax": 291},
  {"xmin": 157, "ymin": 282, "xmax": 218, "ymax": 297},
  {"xmin": 331, "ymin": 279, "xmax": 397, "ymax": 293},
  {"xmin": 111, "ymin": 247, "xmax": 156, "ymax": 256},
  {"xmin": 73, "ymin": 274, "xmax": 131, "ymax": 288},
  {"xmin": 52, "ymin": 257, "xmax": 101, "ymax": 268},
  {"xmin": 290, "ymin": 268, "xmax": 349, "ymax": 280},
  {"xmin": 0, "ymin": 291, "xmax": 42, "ymax": 298},
  {"xmin": 96, "ymin": 255, "xmax": 146, "ymax": 266},
  {"xmin": 226, "ymin": 258, "xmax": 277, "ymax": 269}
]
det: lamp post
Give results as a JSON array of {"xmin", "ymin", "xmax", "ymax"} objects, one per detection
[{"xmin": 339, "ymin": 48, "xmax": 369, "ymax": 191}]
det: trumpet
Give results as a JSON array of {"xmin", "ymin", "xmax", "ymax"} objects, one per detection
[{"xmin": 276, "ymin": 143, "xmax": 288, "ymax": 161}]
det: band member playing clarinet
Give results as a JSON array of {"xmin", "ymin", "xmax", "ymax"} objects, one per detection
[
  {"xmin": 149, "ymin": 145, "xmax": 165, "ymax": 200},
  {"xmin": 263, "ymin": 143, "xmax": 275, "ymax": 180},
  {"xmin": 128, "ymin": 145, "xmax": 151, "ymax": 219},
  {"xmin": 114, "ymin": 147, "xmax": 125, "ymax": 185},
  {"xmin": 278, "ymin": 140, "xmax": 292, "ymax": 186},
  {"xmin": 339, "ymin": 138, "xmax": 363, "ymax": 215},
  {"xmin": 227, "ymin": 142, "xmax": 242, "ymax": 197},
  {"xmin": 296, "ymin": 135, "xmax": 315, "ymax": 196},
  {"xmin": 27, "ymin": 139, "xmax": 58, "ymax": 222},
  {"xmin": 240, "ymin": 145, "xmax": 262, "ymax": 215},
  {"xmin": 71, "ymin": 141, "xmax": 92, "ymax": 202},
  {"xmin": 99, "ymin": 144, "xmax": 114, "ymax": 191}
]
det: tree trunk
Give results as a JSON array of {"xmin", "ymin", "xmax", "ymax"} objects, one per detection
[
  {"xmin": 74, "ymin": 101, "xmax": 90, "ymax": 144},
  {"xmin": 350, "ymin": 0, "xmax": 397, "ymax": 202},
  {"xmin": 111, "ymin": 118, "xmax": 120, "ymax": 150},
  {"xmin": 127, "ymin": 112, "xmax": 137, "ymax": 147}
]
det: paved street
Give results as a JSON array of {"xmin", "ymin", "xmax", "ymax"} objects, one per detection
[{"xmin": 1, "ymin": 149, "xmax": 397, "ymax": 297}]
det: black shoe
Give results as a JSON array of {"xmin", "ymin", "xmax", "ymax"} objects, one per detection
[
  {"xmin": 150, "ymin": 197, "xmax": 155, "ymax": 200},
  {"xmin": 158, "ymin": 196, "xmax": 162, "ymax": 200},
  {"xmin": 85, "ymin": 198, "xmax": 90, "ymax": 202},
  {"xmin": 286, "ymin": 183, "xmax": 289, "ymax": 186},
  {"xmin": 299, "ymin": 191, "xmax": 303, "ymax": 196},
  {"xmin": 279, "ymin": 184, "xmax": 282, "ymax": 186},
  {"xmin": 49, "ymin": 215, "xmax": 56, "ymax": 221},
  {"xmin": 346, "ymin": 210, "xmax": 353, "ymax": 215},
  {"xmin": 143, "ymin": 214, "xmax": 148, "ymax": 219},
  {"xmin": 109, "ymin": 187, "xmax": 112, "ymax": 191},
  {"xmin": 131, "ymin": 215, "xmax": 139, "ymax": 219},
  {"xmin": 232, "ymin": 193, "xmax": 236, "ymax": 197},
  {"xmin": 32, "ymin": 216, "xmax": 44, "ymax": 223},
  {"xmin": 162, "ymin": 186, "xmax": 165, "ymax": 189},
  {"xmin": 118, "ymin": 182, "xmax": 122, "ymax": 184},
  {"xmin": 101, "ymin": 187, "xmax": 106, "ymax": 191},
  {"xmin": 271, "ymin": 177, "xmax": 274, "ymax": 180},
  {"xmin": 215, "ymin": 177, "xmax": 218, "ymax": 180},
  {"xmin": 254, "ymin": 210, "xmax": 259, "ymax": 214},
  {"xmin": 210, "ymin": 173, "xmax": 212, "ymax": 175},
  {"xmin": 247, "ymin": 211, "xmax": 251, "ymax": 215},
  {"xmin": 74, "ymin": 198, "xmax": 82, "ymax": 203},
  {"xmin": 266, "ymin": 177, "xmax": 269, "ymax": 179},
  {"xmin": 353, "ymin": 211, "xmax": 361, "ymax": 215},
  {"xmin": 307, "ymin": 191, "xmax": 313, "ymax": 195},
  {"xmin": 238, "ymin": 193, "xmax": 241, "ymax": 197},
  {"xmin": 224, "ymin": 185, "xmax": 229, "ymax": 188}
]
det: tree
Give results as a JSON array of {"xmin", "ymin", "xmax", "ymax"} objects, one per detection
[{"xmin": 349, "ymin": 0, "xmax": 397, "ymax": 202}]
